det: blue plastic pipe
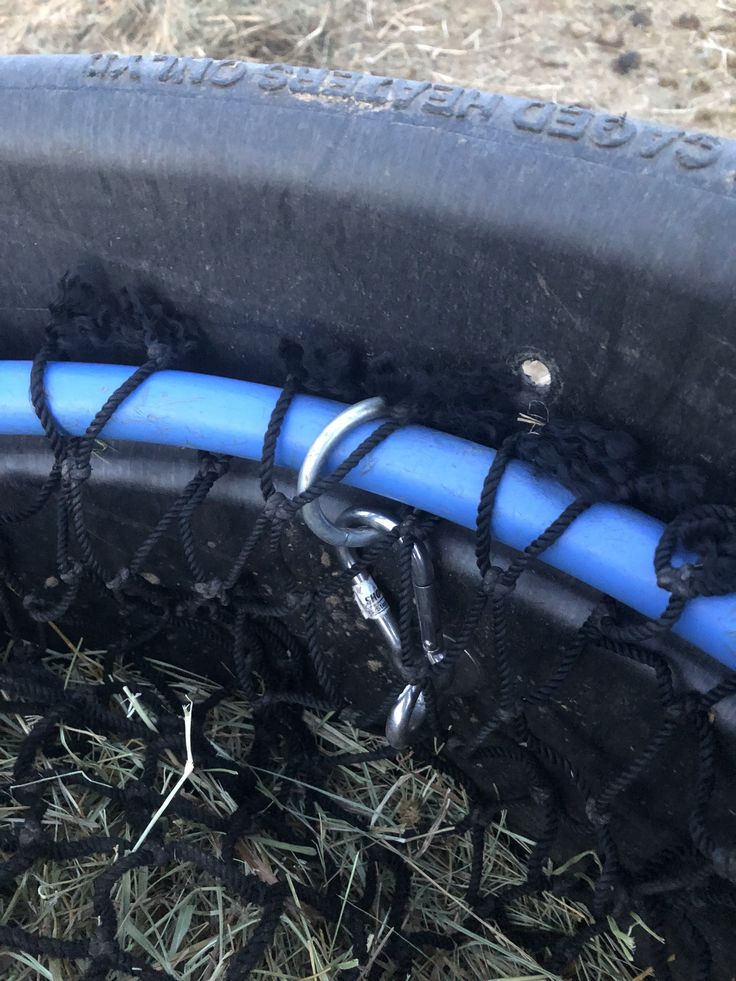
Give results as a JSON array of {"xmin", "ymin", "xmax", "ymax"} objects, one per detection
[{"xmin": 0, "ymin": 360, "xmax": 733, "ymax": 669}]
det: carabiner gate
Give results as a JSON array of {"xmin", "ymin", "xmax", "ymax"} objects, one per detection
[{"xmin": 335, "ymin": 506, "xmax": 446, "ymax": 750}]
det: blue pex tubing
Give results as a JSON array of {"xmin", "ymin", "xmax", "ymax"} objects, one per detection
[{"xmin": 1, "ymin": 360, "xmax": 733, "ymax": 670}]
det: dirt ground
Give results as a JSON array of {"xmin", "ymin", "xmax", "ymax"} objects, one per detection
[{"xmin": 0, "ymin": 1, "xmax": 733, "ymax": 135}]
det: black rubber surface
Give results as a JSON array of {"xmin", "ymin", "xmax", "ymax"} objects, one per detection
[{"xmin": 0, "ymin": 54, "xmax": 734, "ymax": 483}]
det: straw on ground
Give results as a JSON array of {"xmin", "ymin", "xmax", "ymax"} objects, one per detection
[
  {"xmin": 0, "ymin": 0, "xmax": 731, "ymax": 135},
  {"xmin": 0, "ymin": 636, "xmax": 649, "ymax": 980}
]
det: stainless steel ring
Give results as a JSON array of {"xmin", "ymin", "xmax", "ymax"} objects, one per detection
[
  {"xmin": 335, "ymin": 506, "xmax": 398, "ymax": 572},
  {"xmin": 297, "ymin": 396, "xmax": 390, "ymax": 548}
]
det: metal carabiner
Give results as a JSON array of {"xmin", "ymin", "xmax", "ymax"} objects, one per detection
[{"xmin": 335, "ymin": 505, "xmax": 446, "ymax": 750}]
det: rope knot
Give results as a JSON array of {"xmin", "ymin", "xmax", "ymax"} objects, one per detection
[
  {"xmin": 60, "ymin": 458, "xmax": 92, "ymax": 484},
  {"xmin": 529, "ymin": 782, "xmax": 554, "ymax": 806},
  {"xmin": 664, "ymin": 692, "xmax": 704, "ymax": 721},
  {"xmin": 23, "ymin": 593, "xmax": 39, "ymax": 614},
  {"xmin": 389, "ymin": 403, "xmax": 413, "ymax": 427},
  {"xmin": 656, "ymin": 505, "xmax": 736, "ymax": 599},
  {"xmin": 145, "ymin": 339, "xmax": 173, "ymax": 365},
  {"xmin": 263, "ymin": 491, "xmax": 294, "ymax": 523},
  {"xmin": 481, "ymin": 565, "xmax": 513, "ymax": 598},
  {"xmin": 106, "ymin": 567, "xmax": 131, "ymax": 592},
  {"xmin": 193, "ymin": 578, "xmax": 226, "ymax": 603},
  {"xmin": 59, "ymin": 561, "xmax": 82, "ymax": 586},
  {"xmin": 656, "ymin": 563, "xmax": 701, "ymax": 599},
  {"xmin": 470, "ymin": 802, "xmax": 497, "ymax": 827},
  {"xmin": 585, "ymin": 798, "xmax": 611, "ymax": 829},
  {"xmin": 711, "ymin": 846, "xmax": 736, "ymax": 885},
  {"xmin": 88, "ymin": 936, "xmax": 118, "ymax": 960},
  {"xmin": 18, "ymin": 818, "xmax": 42, "ymax": 848},
  {"xmin": 283, "ymin": 590, "xmax": 307, "ymax": 612},
  {"xmin": 495, "ymin": 703, "xmax": 523, "ymax": 726},
  {"xmin": 198, "ymin": 453, "xmax": 230, "ymax": 479}
]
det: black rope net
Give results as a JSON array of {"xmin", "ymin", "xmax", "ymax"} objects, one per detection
[{"xmin": 1, "ymin": 277, "xmax": 736, "ymax": 980}]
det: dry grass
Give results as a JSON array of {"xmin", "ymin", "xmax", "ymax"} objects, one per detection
[
  {"xmin": 0, "ymin": 0, "xmax": 732, "ymax": 134},
  {"xmin": 0, "ymin": 641, "xmax": 648, "ymax": 980}
]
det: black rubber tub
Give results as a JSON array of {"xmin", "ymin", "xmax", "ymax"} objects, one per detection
[{"xmin": 1, "ymin": 53, "xmax": 736, "ymax": 979}]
